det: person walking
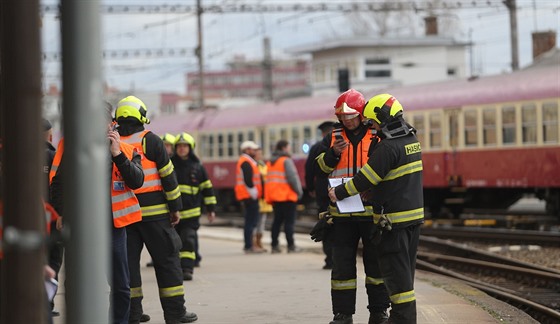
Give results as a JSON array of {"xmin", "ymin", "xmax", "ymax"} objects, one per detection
[
  {"xmin": 171, "ymin": 132, "xmax": 216, "ymax": 281},
  {"xmin": 115, "ymin": 96, "xmax": 197, "ymax": 324},
  {"xmin": 315, "ymin": 89, "xmax": 390, "ymax": 324},
  {"xmin": 50, "ymin": 102, "xmax": 145, "ymax": 324},
  {"xmin": 328, "ymin": 93, "xmax": 424, "ymax": 324},
  {"xmin": 265, "ymin": 140, "xmax": 303, "ymax": 253},
  {"xmin": 235, "ymin": 140, "xmax": 266, "ymax": 253},
  {"xmin": 304, "ymin": 121, "xmax": 335, "ymax": 269}
]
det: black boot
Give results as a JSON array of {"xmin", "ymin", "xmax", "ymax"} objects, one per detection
[
  {"xmin": 329, "ymin": 313, "xmax": 353, "ymax": 324},
  {"xmin": 368, "ymin": 310, "xmax": 389, "ymax": 324},
  {"xmin": 140, "ymin": 313, "xmax": 151, "ymax": 322},
  {"xmin": 183, "ymin": 269, "xmax": 193, "ymax": 281},
  {"xmin": 165, "ymin": 311, "xmax": 198, "ymax": 324}
]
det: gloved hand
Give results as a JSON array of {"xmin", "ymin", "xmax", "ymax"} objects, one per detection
[
  {"xmin": 309, "ymin": 212, "xmax": 333, "ymax": 242},
  {"xmin": 369, "ymin": 215, "xmax": 392, "ymax": 245}
]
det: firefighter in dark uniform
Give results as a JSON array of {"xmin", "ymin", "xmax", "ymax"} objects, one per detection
[
  {"xmin": 171, "ymin": 132, "xmax": 216, "ymax": 281},
  {"xmin": 316, "ymin": 89, "xmax": 390, "ymax": 324},
  {"xmin": 115, "ymin": 96, "xmax": 198, "ymax": 324},
  {"xmin": 329, "ymin": 93, "xmax": 424, "ymax": 324}
]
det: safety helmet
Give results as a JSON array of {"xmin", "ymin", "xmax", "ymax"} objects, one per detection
[
  {"xmin": 116, "ymin": 96, "xmax": 150, "ymax": 124},
  {"xmin": 362, "ymin": 93, "xmax": 403, "ymax": 125},
  {"xmin": 334, "ymin": 89, "xmax": 365, "ymax": 120},
  {"xmin": 175, "ymin": 132, "xmax": 196, "ymax": 150},
  {"xmin": 161, "ymin": 133, "xmax": 176, "ymax": 145}
]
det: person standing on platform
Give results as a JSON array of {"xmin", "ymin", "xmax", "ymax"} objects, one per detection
[
  {"xmin": 315, "ymin": 89, "xmax": 390, "ymax": 324},
  {"xmin": 304, "ymin": 121, "xmax": 335, "ymax": 269},
  {"xmin": 254, "ymin": 148, "xmax": 271, "ymax": 252},
  {"xmin": 171, "ymin": 132, "xmax": 216, "ymax": 281},
  {"xmin": 235, "ymin": 140, "xmax": 266, "ymax": 254},
  {"xmin": 50, "ymin": 102, "xmax": 145, "ymax": 324},
  {"xmin": 265, "ymin": 140, "xmax": 303, "ymax": 254},
  {"xmin": 329, "ymin": 93, "xmax": 424, "ymax": 324},
  {"xmin": 115, "ymin": 96, "xmax": 197, "ymax": 324}
]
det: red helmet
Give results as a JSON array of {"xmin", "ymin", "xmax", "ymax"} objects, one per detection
[{"xmin": 334, "ymin": 89, "xmax": 365, "ymax": 120}]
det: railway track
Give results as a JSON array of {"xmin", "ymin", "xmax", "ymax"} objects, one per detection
[{"xmin": 417, "ymin": 236, "xmax": 560, "ymax": 323}]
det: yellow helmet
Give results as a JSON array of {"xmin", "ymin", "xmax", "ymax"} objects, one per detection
[
  {"xmin": 362, "ymin": 94, "xmax": 403, "ymax": 125},
  {"xmin": 161, "ymin": 133, "xmax": 176, "ymax": 145},
  {"xmin": 175, "ymin": 132, "xmax": 196, "ymax": 150},
  {"xmin": 116, "ymin": 96, "xmax": 150, "ymax": 124}
]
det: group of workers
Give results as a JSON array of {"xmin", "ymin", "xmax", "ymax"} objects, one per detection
[
  {"xmin": 1, "ymin": 88, "xmax": 423, "ymax": 324},
  {"xmin": 306, "ymin": 89, "xmax": 424, "ymax": 324}
]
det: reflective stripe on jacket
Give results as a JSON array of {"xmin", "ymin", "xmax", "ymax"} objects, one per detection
[
  {"xmin": 49, "ymin": 138, "xmax": 64, "ymax": 184},
  {"xmin": 234, "ymin": 154, "xmax": 262, "ymax": 201},
  {"xmin": 120, "ymin": 130, "xmax": 163, "ymax": 194},
  {"xmin": 111, "ymin": 142, "xmax": 142, "ymax": 228},
  {"xmin": 264, "ymin": 156, "xmax": 298, "ymax": 204}
]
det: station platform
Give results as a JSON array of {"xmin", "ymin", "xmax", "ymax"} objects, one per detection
[{"xmin": 53, "ymin": 222, "xmax": 538, "ymax": 324}]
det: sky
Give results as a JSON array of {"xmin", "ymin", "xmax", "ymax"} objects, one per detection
[{"xmin": 40, "ymin": 0, "xmax": 560, "ymax": 94}]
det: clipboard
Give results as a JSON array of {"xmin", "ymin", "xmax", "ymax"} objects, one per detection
[{"xmin": 329, "ymin": 178, "xmax": 365, "ymax": 213}]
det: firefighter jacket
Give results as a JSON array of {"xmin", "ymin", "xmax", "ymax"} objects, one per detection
[
  {"xmin": 316, "ymin": 124, "xmax": 377, "ymax": 218},
  {"xmin": 119, "ymin": 124, "xmax": 182, "ymax": 222},
  {"xmin": 49, "ymin": 139, "xmax": 144, "ymax": 228},
  {"xmin": 171, "ymin": 154, "xmax": 217, "ymax": 220},
  {"xmin": 235, "ymin": 154, "xmax": 262, "ymax": 201},
  {"xmin": 264, "ymin": 151, "xmax": 303, "ymax": 204},
  {"xmin": 334, "ymin": 130, "xmax": 424, "ymax": 229}
]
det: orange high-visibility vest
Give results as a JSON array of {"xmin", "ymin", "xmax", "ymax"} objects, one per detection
[
  {"xmin": 329, "ymin": 131, "xmax": 373, "ymax": 178},
  {"xmin": 234, "ymin": 154, "xmax": 262, "ymax": 201},
  {"xmin": 111, "ymin": 142, "xmax": 142, "ymax": 228},
  {"xmin": 49, "ymin": 138, "xmax": 64, "ymax": 184},
  {"xmin": 120, "ymin": 130, "xmax": 163, "ymax": 195},
  {"xmin": 264, "ymin": 156, "xmax": 298, "ymax": 204}
]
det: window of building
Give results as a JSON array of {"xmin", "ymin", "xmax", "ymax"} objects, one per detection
[
  {"xmin": 543, "ymin": 102, "xmax": 558, "ymax": 143},
  {"xmin": 521, "ymin": 103, "xmax": 537, "ymax": 144},
  {"xmin": 365, "ymin": 70, "xmax": 391, "ymax": 78},
  {"xmin": 502, "ymin": 106, "xmax": 516, "ymax": 144},
  {"xmin": 429, "ymin": 113, "xmax": 441, "ymax": 148},
  {"xmin": 365, "ymin": 58, "xmax": 390, "ymax": 65},
  {"xmin": 482, "ymin": 107, "xmax": 496, "ymax": 146},
  {"xmin": 447, "ymin": 67, "xmax": 457, "ymax": 76},
  {"xmin": 412, "ymin": 115, "xmax": 425, "ymax": 146},
  {"xmin": 464, "ymin": 109, "xmax": 477, "ymax": 146}
]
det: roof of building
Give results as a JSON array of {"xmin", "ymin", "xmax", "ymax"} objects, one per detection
[
  {"xmin": 525, "ymin": 47, "xmax": 560, "ymax": 69},
  {"xmin": 288, "ymin": 36, "xmax": 470, "ymax": 54}
]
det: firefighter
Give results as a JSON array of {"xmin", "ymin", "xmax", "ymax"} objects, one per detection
[
  {"xmin": 329, "ymin": 93, "xmax": 424, "ymax": 324},
  {"xmin": 115, "ymin": 96, "xmax": 197, "ymax": 324},
  {"xmin": 162, "ymin": 133, "xmax": 176, "ymax": 158},
  {"xmin": 315, "ymin": 89, "xmax": 390, "ymax": 324},
  {"xmin": 171, "ymin": 132, "xmax": 216, "ymax": 281}
]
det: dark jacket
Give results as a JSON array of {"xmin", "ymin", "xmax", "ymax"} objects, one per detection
[
  {"xmin": 304, "ymin": 138, "xmax": 330, "ymax": 210},
  {"xmin": 45, "ymin": 141, "xmax": 56, "ymax": 201}
]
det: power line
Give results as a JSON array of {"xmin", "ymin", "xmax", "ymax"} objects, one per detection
[{"xmin": 42, "ymin": 48, "xmax": 194, "ymax": 61}]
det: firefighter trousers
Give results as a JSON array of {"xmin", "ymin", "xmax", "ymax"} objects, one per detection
[
  {"xmin": 331, "ymin": 220, "xmax": 390, "ymax": 315},
  {"xmin": 175, "ymin": 217, "xmax": 200, "ymax": 274},
  {"xmin": 376, "ymin": 224, "xmax": 421, "ymax": 324},
  {"xmin": 126, "ymin": 218, "xmax": 187, "ymax": 322}
]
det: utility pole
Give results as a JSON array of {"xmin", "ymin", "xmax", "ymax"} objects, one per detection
[
  {"xmin": 262, "ymin": 37, "xmax": 273, "ymax": 101},
  {"xmin": 196, "ymin": 0, "xmax": 205, "ymax": 109},
  {"xmin": 503, "ymin": 0, "xmax": 519, "ymax": 70},
  {"xmin": 0, "ymin": 1, "xmax": 46, "ymax": 323}
]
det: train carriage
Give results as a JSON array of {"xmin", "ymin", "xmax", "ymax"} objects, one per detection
[{"xmin": 150, "ymin": 63, "xmax": 560, "ymax": 218}]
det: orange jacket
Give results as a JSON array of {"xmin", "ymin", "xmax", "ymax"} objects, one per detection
[
  {"xmin": 264, "ymin": 156, "xmax": 298, "ymax": 204},
  {"xmin": 234, "ymin": 154, "xmax": 262, "ymax": 201},
  {"xmin": 111, "ymin": 142, "xmax": 142, "ymax": 228},
  {"xmin": 120, "ymin": 130, "xmax": 163, "ymax": 195},
  {"xmin": 49, "ymin": 138, "xmax": 64, "ymax": 184},
  {"xmin": 329, "ymin": 131, "xmax": 372, "ymax": 178}
]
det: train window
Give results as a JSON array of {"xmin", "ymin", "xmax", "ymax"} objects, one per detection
[
  {"xmin": 248, "ymin": 131, "xmax": 255, "ymax": 142},
  {"xmin": 429, "ymin": 113, "xmax": 441, "ymax": 148},
  {"xmin": 448, "ymin": 111, "xmax": 459, "ymax": 147},
  {"xmin": 303, "ymin": 126, "xmax": 312, "ymax": 143},
  {"xmin": 464, "ymin": 110, "xmax": 477, "ymax": 146},
  {"xmin": 412, "ymin": 115, "xmax": 425, "ymax": 146},
  {"xmin": 237, "ymin": 132, "xmax": 244, "ymax": 149},
  {"xmin": 207, "ymin": 134, "xmax": 214, "ymax": 158},
  {"xmin": 543, "ymin": 102, "xmax": 558, "ymax": 143},
  {"xmin": 502, "ymin": 106, "xmax": 516, "ymax": 145},
  {"xmin": 483, "ymin": 108, "xmax": 497, "ymax": 146},
  {"xmin": 292, "ymin": 127, "xmax": 300, "ymax": 154},
  {"xmin": 217, "ymin": 134, "xmax": 224, "ymax": 157},
  {"xmin": 280, "ymin": 128, "xmax": 288, "ymax": 142},
  {"xmin": 269, "ymin": 128, "xmax": 277, "ymax": 153},
  {"xmin": 227, "ymin": 133, "xmax": 234, "ymax": 157},
  {"xmin": 521, "ymin": 104, "xmax": 537, "ymax": 144}
]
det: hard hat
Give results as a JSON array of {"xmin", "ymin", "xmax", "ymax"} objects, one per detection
[
  {"xmin": 161, "ymin": 133, "xmax": 176, "ymax": 145},
  {"xmin": 175, "ymin": 132, "xmax": 196, "ymax": 150},
  {"xmin": 362, "ymin": 93, "xmax": 403, "ymax": 125},
  {"xmin": 334, "ymin": 89, "xmax": 365, "ymax": 120},
  {"xmin": 116, "ymin": 96, "xmax": 150, "ymax": 124}
]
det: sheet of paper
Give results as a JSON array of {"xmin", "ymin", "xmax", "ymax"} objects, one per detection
[
  {"xmin": 329, "ymin": 178, "xmax": 365, "ymax": 213},
  {"xmin": 45, "ymin": 278, "xmax": 58, "ymax": 302}
]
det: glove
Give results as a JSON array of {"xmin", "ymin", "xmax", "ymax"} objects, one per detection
[
  {"xmin": 369, "ymin": 215, "xmax": 392, "ymax": 245},
  {"xmin": 309, "ymin": 212, "xmax": 333, "ymax": 242}
]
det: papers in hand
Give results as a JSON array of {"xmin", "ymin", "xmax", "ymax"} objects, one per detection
[
  {"xmin": 45, "ymin": 278, "xmax": 58, "ymax": 302},
  {"xmin": 329, "ymin": 178, "xmax": 365, "ymax": 213}
]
